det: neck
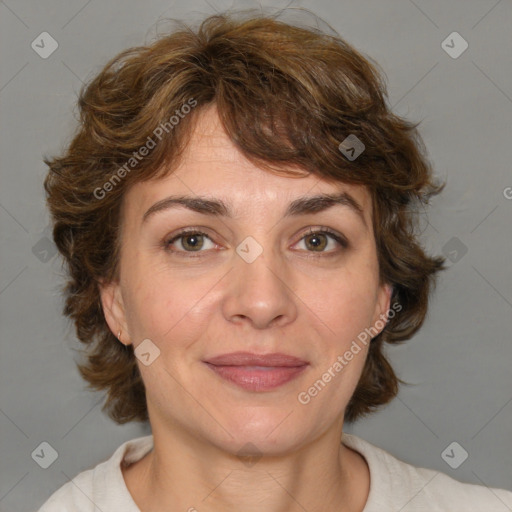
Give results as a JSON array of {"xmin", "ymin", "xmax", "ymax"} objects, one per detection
[{"xmin": 122, "ymin": 422, "xmax": 369, "ymax": 512}]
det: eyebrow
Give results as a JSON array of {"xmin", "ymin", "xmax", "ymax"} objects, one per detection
[{"xmin": 142, "ymin": 192, "xmax": 367, "ymax": 229}]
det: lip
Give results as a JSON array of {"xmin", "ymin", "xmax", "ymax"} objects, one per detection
[
  {"xmin": 203, "ymin": 352, "xmax": 309, "ymax": 392},
  {"xmin": 205, "ymin": 351, "xmax": 308, "ymax": 367}
]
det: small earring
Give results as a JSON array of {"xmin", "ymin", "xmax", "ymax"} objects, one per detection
[{"xmin": 117, "ymin": 331, "xmax": 122, "ymax": 343}]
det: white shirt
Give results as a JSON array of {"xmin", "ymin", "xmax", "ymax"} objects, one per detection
[{"xmin": 38, "ymin": 433, "xmax": 512, "ymax": 511}]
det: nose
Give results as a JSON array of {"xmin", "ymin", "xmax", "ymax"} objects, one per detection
[{"xmin": 221, "ymin": 245, "xmax": 298, "ymax": 330}]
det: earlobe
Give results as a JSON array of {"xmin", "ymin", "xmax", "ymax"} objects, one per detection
[
  {"xmin": 373, "ymin": 282, "xmax": 393, "ymax": 333},
  {"xmin": 98, "ymin": 280, "xmax": 131, "ymax": 345},
  {"xmin": 382, "ymin": 283, "xmax": 393, "ymax": 316}
]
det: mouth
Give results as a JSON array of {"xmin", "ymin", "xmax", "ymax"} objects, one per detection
[{"xmin": 203, "ymin": 352, "xmax": 309, "ymax": 392}]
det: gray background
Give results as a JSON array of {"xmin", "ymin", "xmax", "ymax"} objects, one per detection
[{"xmin": 1, "ymin": 0, "xmax": 511, "ymax": 510}]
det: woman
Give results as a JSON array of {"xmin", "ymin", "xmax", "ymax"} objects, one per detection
[{"xmin": 38, "ymin": 10, "xmax": 512, "ymax": 512}]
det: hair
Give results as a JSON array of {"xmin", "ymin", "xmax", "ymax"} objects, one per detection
[{"xmin": 44, "ymin": 9, "xmax": 446, "ymax": 424}]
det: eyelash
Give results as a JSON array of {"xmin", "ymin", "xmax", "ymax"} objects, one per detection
[{"xmin": 163, "ymin": 226, "xmax": 348, "ymax": 257}]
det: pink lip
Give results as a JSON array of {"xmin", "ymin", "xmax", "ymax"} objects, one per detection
[
  {"xmin": 203, "ymin": 352, "xmax": 309, "ymax": 392},
  {"xmin": 205, "ymin": 351, "xmax": 308, "ymax": 367}
]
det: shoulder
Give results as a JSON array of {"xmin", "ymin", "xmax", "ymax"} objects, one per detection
[
  {"xmin": 342, "ymin": 433, "xmax": 512, "ymax": 512},
  {"xmin": 37, "ymin": 435, "xmax": 153, "ymax": 512}
]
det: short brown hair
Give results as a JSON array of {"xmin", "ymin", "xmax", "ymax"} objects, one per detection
[{"xmin": 44, "ymin": 10, "xmax": 446, "ymax": 424}]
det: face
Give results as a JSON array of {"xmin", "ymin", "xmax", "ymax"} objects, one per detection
[{"xmin": 101, "ymin": 104, "xmax": 391, "ymax": 455}]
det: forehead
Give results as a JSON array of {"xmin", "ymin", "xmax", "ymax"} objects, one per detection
[{"xmin": 123, "ymin": 104, "xmax": 373, "ymax": 225}]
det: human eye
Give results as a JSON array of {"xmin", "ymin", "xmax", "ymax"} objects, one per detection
[
  {"xmin": 292, "ymin": 227, "xmax": 348, "ymax": 255},
  {"xmin": 164, "ymin": 228, "xmax": 218, "ymax": 255}
]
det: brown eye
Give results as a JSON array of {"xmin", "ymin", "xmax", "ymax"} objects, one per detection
[
  {"xmin": 294, "ymin": 229, "xmax": 347, "ymax": 254},
  {"xmin": 304, "ymin": 233, "xmax": 328, "ymax": 251},
  {"xmin": 180, "ymin": 233, "xmax": 205, "ymax": 251},
  {"xmin": 166, "ymin": 231, "xmax": 215, "ymax": 253}
]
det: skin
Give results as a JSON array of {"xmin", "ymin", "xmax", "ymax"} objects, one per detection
[{"xmin": 101, "ymin": 104, "xmax": 392, "ymax": 512}]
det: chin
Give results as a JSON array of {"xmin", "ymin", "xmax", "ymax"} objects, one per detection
[{"xmin": 207, "ymin": 408, "xmax": 311, "ymax": 456}]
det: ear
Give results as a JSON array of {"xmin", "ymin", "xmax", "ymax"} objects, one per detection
[
  {"xmin": 371, "ymin": 282, "xmax": 393, "ymax": 335},
  {"xmin": 99, "ymin": 279, "xmax": 131, "ymax": 345}
]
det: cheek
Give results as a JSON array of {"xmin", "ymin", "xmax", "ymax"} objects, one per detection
[
  {"xmin": 121, "ymin": 257, "xmax": 222, "ymax": 346},
  {"xmin": 301, "ymin": 266, "xmax": 380, "ymax": 350}
]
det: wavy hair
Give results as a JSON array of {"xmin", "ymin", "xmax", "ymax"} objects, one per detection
[{"xmin": 44, "ymin": 10, "xmax": 446, "ymax": 423}]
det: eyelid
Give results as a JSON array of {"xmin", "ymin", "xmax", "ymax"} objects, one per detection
[
  {"xmin": 299, "ymin": 226, "xmax": 348, "ymax": 248},
  {"xmin": 163, "ymin": 225, "xmax": 348, "ymax": 255},
  {"xmin": 164, "ymin": 227, "xmax": 217, "ymax": 249}
]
